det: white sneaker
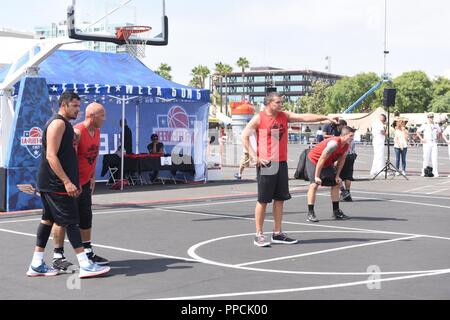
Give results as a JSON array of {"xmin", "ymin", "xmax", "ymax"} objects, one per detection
[
  {"xmin": 79, "ymin": 262, "xmax": 111, "ymax": 279},
  {"xmin": 26, "ymin": 261, "xmax": 59, "ymax": 277},
  {"xmin": 253, "ymin": 233, "xmax": 271, "ymax": 247},
  {"xmin": 395, "ymin": 172, "xmax": 400, "ymax": 176},
  {"xmin": 401, "ymin": 171, "xmax": 407, "ymax": 176}
]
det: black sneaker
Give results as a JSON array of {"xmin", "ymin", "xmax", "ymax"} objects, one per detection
[
  {"xmin": 87, "ymin": 252, "xmax": 110, "ymax": 265},
  {"xmin": 52, "ymin": 257, "xmax": 78, "ymax": 274},
  {"xmin": 340, "ymin": 190, "xmax": 350, "ymax": 201},
  {"xmin": 271, "ymin": 232, "xmax": 298, "ymax": 244},
  {"xmin": 343, "ymin": 193, "xmax": 353, "ymax": 202},
  {"xmin": 306, "ymin": 211, "xmax": 319, "ymax": 223},
  {"xmin": 332, "ymin": 209, "xmax": 350, "ymax": 220}
]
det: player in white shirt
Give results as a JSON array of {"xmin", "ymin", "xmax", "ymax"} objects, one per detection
[
  {"xmin": 442, "ymin": 124, "xmax": 450, "ymax": 177},
  {"xmin": 416, "ymin": 114, "xmax": 442, "ymax": 177},
  {"xmin": 370, "ymin": 114, "xmax": 387, "ymax": 177}
]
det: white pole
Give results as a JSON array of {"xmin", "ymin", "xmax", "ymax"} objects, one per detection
[
  {"xmin": 136, "ymin": 102, "xmax": 140, "ymax": 154},
  {"xmin": 121, "ymin": 96, "xmax": 126, "ymax": 191},
  {"xmin": 383, "ymin": 0, "xmax": 388, "ymax": 78}
]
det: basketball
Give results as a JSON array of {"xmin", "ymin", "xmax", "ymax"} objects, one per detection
[
  {"xmin": 167, "ymin": 106, "xmax": 189, "ymax": 129},
  {"xmin": 29, "ymin": 127, "xmax": 42, "ymax": 138}
]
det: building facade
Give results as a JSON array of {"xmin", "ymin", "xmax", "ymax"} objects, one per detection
[
  {"xmin": 34, "ymin": 21, "xmax": 127, "ymax": 53},
  {"xmin": 212, "ymin": 66, "xmax": 342, "ymax": 107}
]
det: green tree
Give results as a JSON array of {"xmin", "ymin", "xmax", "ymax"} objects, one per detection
[
  {"xmin": 189, "ymin": 77, "xmax": 202, "ymax": 88},
  {"xmin": 432, "ymin": 76, "xmax": 450, "ymax": 97},
  {"xmin": 215, "ymin": 62, "xmax": 233, "ymax": 115},
  {"xmin": 430, "ymin": 92, "xmax": 450, "ymax": 113},
  {"xmin": 155, "ymin": 63, "xmax": 172, "ymax": 80},
  {"xmin": 325, "ymin": 72, "xmax": 381, "ymax": 113},
  {"xmin": 191, "ymin": 65, "xmax": 211, "ymax": 88},
  {"xmin": 300, "ymin": 80, "xmax": 330, "ymax": 114},
  {"xmin": 392, "ymin": 71, "xmax": 433, "ymax": 113},
  {"xmin": 236, "ymin": 57, "xmax": 250, "ymax": 100}
]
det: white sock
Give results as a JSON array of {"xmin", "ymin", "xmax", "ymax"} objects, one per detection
[
  {"xmin": 84, "ymin": 247, "xmax": 93, "ymax": 254},
  {"xmin": 53, "ymin": 252, "xmax": 64, "ymax": 259},
  {"xmin": 31, "ymin": 252, "xmax": 45, "ymax": 268},
  {"xmin": 77, "ymin": 252, "xmax": 91, "ymax": 269}
]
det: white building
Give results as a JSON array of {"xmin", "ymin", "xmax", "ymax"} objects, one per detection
[{"xmin": 34, "ymin": 20, "xmax": 127, "ymax": 53}]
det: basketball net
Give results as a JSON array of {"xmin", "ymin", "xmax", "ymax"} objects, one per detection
[{"xmin": 116, "ymin": 26, "xmax": 152, "ymax": 59}]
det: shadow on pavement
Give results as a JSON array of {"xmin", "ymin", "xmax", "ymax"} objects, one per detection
[{"xmin": 109, "ymin": 258, "xmax": 196, "ymax": 277}]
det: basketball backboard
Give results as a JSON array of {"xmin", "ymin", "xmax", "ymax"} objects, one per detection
[{"xmin": 67, "ymin": 0, "xmax": 168, "ymax": 46}]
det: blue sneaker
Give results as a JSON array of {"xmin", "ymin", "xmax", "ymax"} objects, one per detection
[
  {"xmin": 26, "ymin": 261, "xmax": 59, "ymax": 277},
  {"xmin": 79, "ymin": 262, "xmax": 111, "ymax": 279}
]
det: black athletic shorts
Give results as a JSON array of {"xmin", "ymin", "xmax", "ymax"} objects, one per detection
[
  {"xmin": 41, "ymin": 192, "xmax": 79, "ymax": 227},
  {"xmin": 256, "ymin": 161, "xmax": 291, "ymax": 203},
  {"xmin": 78, "ymin": 183, "xmax": 93, "ymax": 230},
  {"xmin": 340, "ymin": 153, "xmax": 357, "ymax": 181},
  {"xmin": 305, "ymin": 157, "xmax": 337, "ymax": 186}
]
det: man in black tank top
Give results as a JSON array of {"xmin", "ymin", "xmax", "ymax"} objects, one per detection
[{"xmin": 27, "ymin": 91, "xmax": 110, "ymax": 279}]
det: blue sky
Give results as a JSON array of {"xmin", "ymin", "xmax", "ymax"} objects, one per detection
[{"xmin": 1, "ymin": 0, "xmax": 449, "ymax": 85}]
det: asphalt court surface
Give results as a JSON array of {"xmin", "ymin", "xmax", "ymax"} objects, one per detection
[{"xmin": 1, "ymin": 176, "xmax": 450, "ymax": 300}]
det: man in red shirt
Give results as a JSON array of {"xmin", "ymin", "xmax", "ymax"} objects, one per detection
[
  {"xmin": 51, "ymin": 102, "xmax": 109, "ymax": 273},
  {"xmin": 305, "ymin": 126, "xmax": 355, "ymax": 223},
  {"xmin": 242, "ymin": 92, "xmax": 337, "ymax": 247}
]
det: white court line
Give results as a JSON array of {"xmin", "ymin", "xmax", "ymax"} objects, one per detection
[
  {"xmin": 405, "ymin": 185, "xmax": 435, "ymax": 193},
  {"xmin": 0, "ymin": 208, "xmax": 162, "ymax": 225},
  {"xmin": 156, "ymin": 269, "xmax": 450, "ymax": 300},
  {"xmin": 426, "ymin": 189, "xmax": 449, "ymax": 195},
  {"xmin": 1, "ymin": 193, "xmax": 449, "ymax": 241},
  {"xmin": 236, "ymin": 236, "xmax": 420, "ymax": 267},
  {"xmin": 159, "ymin": 200, "xmax": 450, "ymax": 242},
  {"xmin": 352, "ymin": 190, "xmax": 450, "ymax": 200},
  {"xmin": 0, "ymin": 227, "xmax": 196, "ymax": 263},
  {"xmin": 345, "ymin": 195, "xmax": 450, "ymax": 210},
  {"xmin": 187, "ymin": 232, "xmax": 450, "ymax": 276}
]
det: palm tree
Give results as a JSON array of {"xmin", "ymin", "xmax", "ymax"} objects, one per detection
[
  {"xmin": 155, "ymin": 63, "xmax": 172, "ymax": 80},
  {"xmin": 191, "ymin": 65, "xmax": 211, "ymax": 88},
  {"xmin": 236, "ymin": 57, "xmax": 250, "ymax": 100},
  {"xmin": 215, "ymin": 62, "xmax": 233, "ymax": 115},
  {"xmin": 189, "ymin": 76, "xmax": 202, "ymax": 88}
]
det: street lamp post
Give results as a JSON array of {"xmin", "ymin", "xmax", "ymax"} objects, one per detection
[
  {"xmin": 383, "ymin": 0, "xmax": 390, "ymax": 79},
  {"xmin": 325, "ymin": 56, "xmax": 332, "ymax": 73}
]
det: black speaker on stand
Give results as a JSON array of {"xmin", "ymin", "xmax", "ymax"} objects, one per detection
[{"xmin": 373, "ymin": 88, "xmax": 408, "ymax": 180}]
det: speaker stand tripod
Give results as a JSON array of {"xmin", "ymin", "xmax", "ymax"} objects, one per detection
[
  {"xmin": 373, "ymin": 158, "xmax": 408, "ymax": 180},
  {"xmin": 372, "ymin": 106, "xmax": 408, "ymax": 181}
]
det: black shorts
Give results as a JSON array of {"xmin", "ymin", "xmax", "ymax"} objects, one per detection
[
  {"xmin": 340, "ymin": 153, "xmax": 357, "ymax": 181},
  {"xmin": 305, "ymin": 157, "xmax": 337, "ymax": 187},
  {"xmin": 78, "ymin": 183, "xmax": 93, "ymax": 230},
  {"xmin": 257, "ymin": 161, "xmax": 291, "ymax": 203},
  {"xmin": 41, "ymin": 192, "xmax": 79, "ymax": 227}
]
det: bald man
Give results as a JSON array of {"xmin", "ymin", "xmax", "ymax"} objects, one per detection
[{"xmin": 52, "ymin": 102, "xmax": 109, "ymax": 273}]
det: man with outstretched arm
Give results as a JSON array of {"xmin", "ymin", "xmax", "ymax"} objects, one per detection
[{"xmin": 241, "ymin": 92, "xmax": 337, "ymax": 247}]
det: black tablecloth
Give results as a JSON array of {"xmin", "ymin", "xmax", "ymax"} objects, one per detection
[{"xmin": 101, "ymin": 154, "xmax": 195, "ymax": 177}]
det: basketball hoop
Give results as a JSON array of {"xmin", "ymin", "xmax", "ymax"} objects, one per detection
[{"xmin": 116, "ymin": 26, "xmax": 152, "ymax": 59}]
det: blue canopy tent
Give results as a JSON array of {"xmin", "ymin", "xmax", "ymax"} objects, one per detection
[{"xmin": 0, "ymin": 50, "xmax": 210, "ymax": 211}]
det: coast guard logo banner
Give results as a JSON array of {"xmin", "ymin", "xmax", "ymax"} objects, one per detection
[
  {"xmin": 5, "ymin": 77, "xmax": 52, "ymax": 211},
  {"xmin": 20, "ymin": 127, "xmax": 43, "ymax": 159}
]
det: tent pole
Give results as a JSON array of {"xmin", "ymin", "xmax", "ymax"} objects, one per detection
[
  {"xmin": 121, "ymin": 95, "xmax": 125, "ymax": 191},
  {"xmin": 136, "ymin": 102, "xmax": 140, "ymax": 154}
]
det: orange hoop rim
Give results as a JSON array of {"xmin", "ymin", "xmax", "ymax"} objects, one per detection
[{"xmin": 116, "ymin": 25, "xmax": 152, "ymax": 40}]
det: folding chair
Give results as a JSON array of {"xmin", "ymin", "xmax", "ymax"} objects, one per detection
[{"xmin": 106, "ymin": 166, "xmax": 119, "ymax": 186}]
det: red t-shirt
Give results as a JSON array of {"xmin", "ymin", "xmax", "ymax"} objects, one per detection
[
  {"xmin": 257, "ymin": 111, "xmax": 288, "ymax": 162},
  {"xmin": 308, "ymin": 137, "xmax": 349, "ymax": 167},
  {"xmin": 75, "ymin": 123, "xmax": 100, "ymax": 186}
]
